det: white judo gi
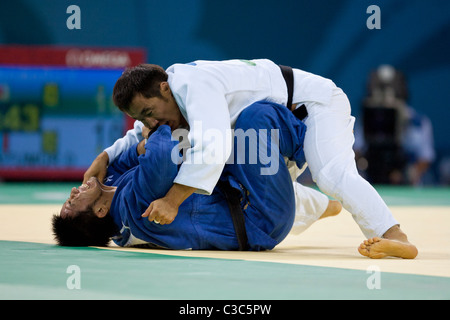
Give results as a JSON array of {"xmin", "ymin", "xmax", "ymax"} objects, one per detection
[{"xmin": 105, "ymin": 59, "xmax": 398, "ymax": 238}]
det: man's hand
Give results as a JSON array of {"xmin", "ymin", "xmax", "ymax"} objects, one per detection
[
  {"xmin": 83, "ymin": 151, "xmax": 109, "ymax": 184},
  {"xmin": 141, "ymin": 183, "xmax": 196, "ymax": 225},
  {"xmin": 141, "ymin": 197, "xmax": 179, "ymax": 225},
  {"xmin": 142, "ymin": 126, "xmax": 151, "ymax": 139},
  {"xmin": 136, "ymin": 139, "xmax": 146, "ymax": 155},
  {"xmin": 136, "ymin": 126, "xmax": 152, "ymax": 155}
]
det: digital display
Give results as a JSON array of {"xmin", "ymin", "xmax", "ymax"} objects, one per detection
[{"xmin": 0, "ymin": 66, "xmax": 126, "ymax": 180}]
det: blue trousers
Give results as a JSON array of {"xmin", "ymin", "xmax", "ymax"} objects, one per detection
[{"xmin": 219, "ymin": 101, "xmax": 307, "ymax": 249}]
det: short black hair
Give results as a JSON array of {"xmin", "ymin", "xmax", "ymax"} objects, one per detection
[
  {"xmin": 52, "ymin": 209, "xmax": 118, "ymax": 247},
  {"xmin": 113, "ymin": 63, "xmax": 168, "ymax": 112}
]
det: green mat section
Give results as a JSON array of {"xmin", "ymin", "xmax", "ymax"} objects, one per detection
[
  {"xmin": 375, "ymin": 186, "xmax": 450, "ymax": 206},
  {"xmin": 1, "ymin": 183, "xmax": 449, "ymax": 300},
  {"xmin": 0, "ymin": 183, "xmax": 73, "ymax": 204},
  {"xmin": 1, "ymin": 182, "xmax": 449, "ymax": 205},
  {"xmin": 0, "ymin": 240, "xmax": 449, "ymax": 300}
]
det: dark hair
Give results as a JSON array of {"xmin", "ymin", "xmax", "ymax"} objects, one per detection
[
  {"xmin": 113, "ymin": 63, "xmax": 168, "ymax": 111},
  {"xmin": 52, "ymin": 209, "xmax": 118, "ymax": 247}
]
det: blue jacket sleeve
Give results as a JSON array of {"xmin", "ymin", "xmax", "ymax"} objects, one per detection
[
  {"xmin": 135, "ymin": 125, "xmax": 180, "ymax": 200},
  {"xmin": 109, "ymin": 143, "xmax": 140, "ymax": 175},
  {"xmin": 104, "ymin": 143, "xmax": 140, "ymax": 185}
]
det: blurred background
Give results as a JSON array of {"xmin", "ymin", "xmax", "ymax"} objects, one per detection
[{"xmin": 0, "ymin": 0, "xmax": 449, "ymax": 186}]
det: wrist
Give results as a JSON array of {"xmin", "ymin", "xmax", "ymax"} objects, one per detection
[{"xmin": 164, "ymin": 183, "xmax": 196, "ymax": 208}]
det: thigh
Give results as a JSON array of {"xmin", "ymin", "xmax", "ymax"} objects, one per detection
[{"xmin": 304, "ymin": 89, "xmax": 357, "ymax": 181}]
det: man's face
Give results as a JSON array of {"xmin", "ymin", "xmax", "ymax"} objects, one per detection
[
  {"xmin": 60, "ymin": 177, "xmax": 102, "ymax": 218},
  {"xmin": 127, "ymin": 82, "xmax": 185, "ymax": 131}
]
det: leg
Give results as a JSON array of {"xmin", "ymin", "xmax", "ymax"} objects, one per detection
[
  {"xmin": 302, "ymin": 88, "xmax": 417, "ymax": 258},
  {"xmin": 286, "ymin": 160, "xmax": 342, "ymax": 235},
  {"xmin": 290, "ymin": 181, "xmax": 341, "ymax": 235},
  {"xmin": 224, "ymin": 102, "xmax": 305, "ymax": 242},
  {"xmin": 228, "ymin": 101, "xmax": 341, "ymax": 241}
]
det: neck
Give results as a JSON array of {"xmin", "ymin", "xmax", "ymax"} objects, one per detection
[{"xmin": 100, "ymin": 186, "xmax": 117, "ymax": 211}]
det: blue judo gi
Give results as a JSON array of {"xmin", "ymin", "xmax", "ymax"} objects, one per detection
[{"xmin": 106, "ymin": 101, "xmax": 306, "ymax": 250}]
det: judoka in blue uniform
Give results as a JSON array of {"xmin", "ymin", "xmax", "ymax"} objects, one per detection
[{"xmin": 106, "ymin": 101, "xmax": 306, "ymax": 250}]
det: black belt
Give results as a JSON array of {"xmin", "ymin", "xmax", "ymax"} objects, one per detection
[
  {"xmin": 279, "ymin": 65, "xmax": 308, "ymax": 121},
  {"xmin": 217, "ymin": 179, "xmax": 249, "ymax": 251}
]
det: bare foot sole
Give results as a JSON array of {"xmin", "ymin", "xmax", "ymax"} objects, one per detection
[{"xmin": 358, "ymin": 237, "xmax": 418, "ymax": 259}]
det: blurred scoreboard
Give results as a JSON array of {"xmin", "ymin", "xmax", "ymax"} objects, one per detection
[{"xmin": 0, "ymin": 46, "xmax": 145, "ymax": 180}]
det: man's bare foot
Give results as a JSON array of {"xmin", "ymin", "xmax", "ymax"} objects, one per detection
[
  {"xmin": 358, "ymin": 237, "xmax": 418, "ymax": 259},
  {"xmin": 319, "ymin": 200, "xmax": 342, "ymax": 219}
]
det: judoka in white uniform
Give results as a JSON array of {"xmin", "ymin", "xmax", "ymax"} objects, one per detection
[
  {"xmin": 84, "ymin": 59, "xmax": 417, "ymax": 258},
  {"xmin": 106, "ymin": 59, "xmax": 396, "ymax": 238},
  {"xmin": 54, "ymin": 101, "xmax": 308, "ymax": 250}
]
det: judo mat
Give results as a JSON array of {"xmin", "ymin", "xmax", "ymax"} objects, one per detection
[{"xmin": 0, "ymin": 182, "xmax": 449, "ymax": 300}]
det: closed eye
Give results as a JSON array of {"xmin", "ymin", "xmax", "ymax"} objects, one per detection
[{"xmin": 138, "ymin": 107, "xmax": 153, "ymax": 120}]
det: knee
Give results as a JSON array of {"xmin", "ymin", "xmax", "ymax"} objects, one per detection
[{"xmin": 313, "ymin": 160, "xmax": 358, "ymax": 198}]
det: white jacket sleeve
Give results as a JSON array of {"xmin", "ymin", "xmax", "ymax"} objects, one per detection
[
  {"xmin": 170, "ymin": 67, "xmax": 233, "ymax": 195},
  {"xmin": 104, "ymin": 120, "xmax": 144, "ymax": 164}
]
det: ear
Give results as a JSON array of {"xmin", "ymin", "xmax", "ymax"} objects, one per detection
[
  {"xmin": 94, "ymin": 205, "xmax": 109, "ymax": 218},
  {"xmin": 160, "ymin": 81, "xmax": 171, "ymax": 95}
]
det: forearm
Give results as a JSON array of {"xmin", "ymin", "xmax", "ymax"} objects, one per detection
[
  {"xmin": 164, "ymin": 183, "xmax": 196, "ymax": 208},
  {"xmin": 104, "ymin": 121, "xmax": 144, "ymax": 164},
  {"xmin": 96, "ymin": 150, "xmax": 109, "ymax": 164},
  {"xmin": 83, "ymin": 151, "xmax": 109, "ymax": 184},
  {"xmin": 141, "ymin": 183, "xmax": 196, "ymax": 225}
]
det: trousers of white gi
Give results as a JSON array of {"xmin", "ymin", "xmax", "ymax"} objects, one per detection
[{"xmin": 296, "ymin": 86, "xmax": 399, "ymax": 239}]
